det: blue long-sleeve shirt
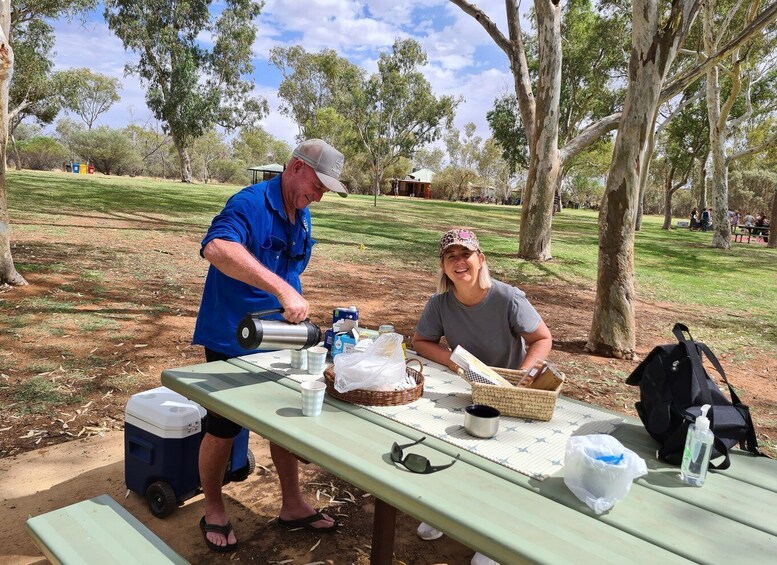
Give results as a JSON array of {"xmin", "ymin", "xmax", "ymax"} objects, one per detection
[{"xmin": 192, "ymin": 175, "xmax": 315, "ymax": 357}]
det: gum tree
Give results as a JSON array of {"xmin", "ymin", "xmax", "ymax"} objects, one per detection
[
  {"xmin": 452, "ymin": 0, "xmax": 625, "ymax": 260},
  {"xmin": 59, "ymin": 68, "xmax": 121, "ymax": 130},
  {"xmin": 349, "ymin": 39, "xmax": 457, "ymax": 206},
  {"xmin": 1, "ymin": 0, "xmax": 96, "ymax": 287},
  {"xmin": 587, "ymin": 1, "xmax": 702, "ymax": 358},
  {"xmin": 104, "ymin": 0, "xmax": 268, "ymax": 182},
  {"xmin": 702, "ymin": 0, "xmax": 777, "ymax": 249}
]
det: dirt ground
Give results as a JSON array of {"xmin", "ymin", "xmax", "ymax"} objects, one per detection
[{"xmin": 1, "ymin": 210, "xmax": 775, "ymax": 564}]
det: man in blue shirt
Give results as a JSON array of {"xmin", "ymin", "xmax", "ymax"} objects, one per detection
[{"xmin": 193, "ymin": 139, "xmax": 347, "ymax": 552}]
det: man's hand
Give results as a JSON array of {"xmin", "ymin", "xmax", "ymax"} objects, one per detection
[{"xmin": 277, "ymin": 290, "xmax": 310, "ymax": 323}]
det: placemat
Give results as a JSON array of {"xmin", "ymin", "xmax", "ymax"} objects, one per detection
[{"xmin": 238, "ymin": 351, "xmax": 623, "ymax": 480}]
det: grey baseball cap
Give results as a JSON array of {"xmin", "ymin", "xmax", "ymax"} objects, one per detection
[{"xmin": 292, "ymin": 139, "xmax": 348, "ymax": 197}]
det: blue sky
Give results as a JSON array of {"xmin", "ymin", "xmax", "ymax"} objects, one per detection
[{"xmin": 50, "ymin": 1, "xmax": 524, "ymax": 147}]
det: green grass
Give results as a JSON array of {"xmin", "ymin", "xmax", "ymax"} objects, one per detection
[
  {"xmin": 12, "ymin": 375, "xmax": 83, "ymax": 414},
  {"xmin": 77, "ymin": 316, "xmax": 123, "ymax": 332},
  {"xmin": 7, "ymin": 169, "xmax": 776, "ymax": 352}
]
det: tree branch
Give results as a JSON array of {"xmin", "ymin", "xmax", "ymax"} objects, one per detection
[
  {"xmin": 718, "ymin": 0, "xmax": 749, "ymax": 49},
  {"xmin": 559, "ymin": 113, "xmax": 620, "ymax": 164},
  {"xmin": 661, "ymin": 2, "xmax": 777, "ymax": 101},
  {"xmin": 656, "ymin": 90, "xmax": 703, "ymax": 137},
  {"xmin": 727, "ymin": 130, "xmax": 777, "ymax": 164},
  {"xmin": 448, "ymin": 0, "xmax": 512, "ymax": 55}
]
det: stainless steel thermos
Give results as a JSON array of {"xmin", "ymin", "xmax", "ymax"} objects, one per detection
[{"xmin": 236, "ymin": 308, "xmax": 322, "ymax": 351}]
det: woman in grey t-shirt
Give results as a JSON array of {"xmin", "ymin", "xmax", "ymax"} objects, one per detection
[
  {"xmin": 413, "ymin": 228, "xmax": 552, "ymax": 373},
  {"xmin": 412, "ymin": 228, "xmax": 553, "ymax": 565}
]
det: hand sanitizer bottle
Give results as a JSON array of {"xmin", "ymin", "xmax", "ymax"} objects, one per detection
[{"xmin": 680, "ymin": 404, "xmax": 714, "ymax": 486}]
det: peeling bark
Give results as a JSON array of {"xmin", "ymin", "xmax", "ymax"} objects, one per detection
[
  {"xmin": 517, "ymin": 0, "xmax": 562, "ymax": 261},
  {"xmin": 587, "ymin": 0, "xmax": 701, "ymax": 358},
  {"xmin": 0, "ymin": 1, "xmax": 27, "ymax": 287}
]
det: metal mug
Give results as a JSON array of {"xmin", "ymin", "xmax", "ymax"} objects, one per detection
[{"xmin": 463, "ymin": 404, "xmax": 500, "ymax": 438}]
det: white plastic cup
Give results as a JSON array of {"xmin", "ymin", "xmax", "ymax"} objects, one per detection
[
  {"xmin": 300, "ymin": 380, "xmax": 326, "ymax": 416},
  {"xmin": 306, "ymin": 346, "xmax": 328, "ymax": 376},
  {"xmin": 290, "ymin": 349, "xmax": 307, "ymax": 370}
]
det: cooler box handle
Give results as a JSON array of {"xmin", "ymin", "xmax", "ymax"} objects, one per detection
[{"xmin": 128, "ymin": 437, "xmax": 154, "ymax": 465}]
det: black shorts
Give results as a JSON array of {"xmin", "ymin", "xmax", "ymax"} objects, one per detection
[{"xmin": 203, "ymin": 347, "xmax": 243, "ymax": 439}]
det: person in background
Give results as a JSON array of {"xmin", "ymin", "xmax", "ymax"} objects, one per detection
[
  {"xmin": 553, "ymin": 191, "xmax": 562, "ymax": 215},
  {"xmin": 690, "ymin": 208, "xmax": 700, "ymax": 230},
  {"xmin": 728, "ymin": 209, "xmax": 737, "ymax": 229},
  {"xmin": 755, "ymin": 213, "xmax": 769, "ymax": 242},
  {"xmin": 411, "ymin": 228, "xmax": 553, "ymax": 565},
  {"xmin": 743, "ymin": 212, "xmax": 755, "ymax": 226},
  {"xmin": 192, "ymin": 139, "xmax": 348, "ymax": 552},
  {"xmin": 701, "ymin": 207, "xmax": 712, "ymax": 231}
]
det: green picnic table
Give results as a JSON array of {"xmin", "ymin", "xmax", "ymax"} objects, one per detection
[{"xmin": 161, "ymin": 357, "xmax": 777, "ymax": 564}]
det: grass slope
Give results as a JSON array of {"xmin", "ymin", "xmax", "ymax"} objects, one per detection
[{"xmin": 8, "ymin": 169, "xmax": 776, "ymax": 354}]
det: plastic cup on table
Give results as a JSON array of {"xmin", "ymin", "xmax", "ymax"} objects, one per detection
[
  {"xmin": 290, "ymin": 349, "xmax": 307, "ymax": 370},
  {"xmin": 306, "ymin": 346, "xmax": 328, "ymax": 376},
  {"xmin": 300, "ymin": 381, "xmax": 326, "ymax": 416}
]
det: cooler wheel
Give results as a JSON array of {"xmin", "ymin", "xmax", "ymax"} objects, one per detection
[
  {"xmin": 231, "ymin": 449, "xmax": 256, "ymax": 482},
  {"xmin": 146, "ymin": 480, "xmax": 177, "ymax": 518}
]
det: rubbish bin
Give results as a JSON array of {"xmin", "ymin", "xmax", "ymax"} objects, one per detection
[
  {"xmin": 65, "ymin": 163, "xmax": 72, "ymax": 173},
  {"xmin": 72, "ymin": 163, "xmax": 80, "ymax": 174},
  {"xmin": 79, "ymin": 163, "xmax": 87, "ymax": 174},
  {"xmin": 87, "ymin": 164, "xmax": 95, "ymax": 174}
]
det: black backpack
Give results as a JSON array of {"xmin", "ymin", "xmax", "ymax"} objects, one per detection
[{"xmin": 626, "ymin": 323, "xmax": 761, "ymax": 469}]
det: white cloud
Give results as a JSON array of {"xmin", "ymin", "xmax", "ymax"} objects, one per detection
[
  {"xmin": 47, "ymin": 0, "xmax": 530, "ymax": 147},
  {"xmin": 50, "ymin": 19, "xmax": 154, "ymax": 129}
]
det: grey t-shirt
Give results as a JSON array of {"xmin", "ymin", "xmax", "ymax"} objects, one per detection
[{"xmin": 415, "ymin": 279, "xmax": 542, "ymax": 370}]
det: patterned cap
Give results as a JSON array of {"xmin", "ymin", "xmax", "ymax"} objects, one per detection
[{"xmin": 439, "ymin": 228, "xmax": 480, "ymax": 256}]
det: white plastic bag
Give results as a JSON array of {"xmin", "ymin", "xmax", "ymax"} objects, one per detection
[
  {"xmin": 563, "ymin": 434, "xmax": 647, "ymax": 514},
  {"xmin": 333, "ymin": 333, "xmax": 407, "ymax": 392}
]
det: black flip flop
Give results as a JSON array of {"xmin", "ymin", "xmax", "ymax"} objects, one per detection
[
  {"xmin": 199, "ymin": 516, "xmax": 238, "ymax": 553},
  {"xmin": 277, "ymin": 511, "xmax": 339, "ymax": 532}
]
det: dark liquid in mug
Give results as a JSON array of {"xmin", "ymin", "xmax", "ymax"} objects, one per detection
[{"xmin": 465, "ymin": 404, "xmax": 500, "ymax": 419}]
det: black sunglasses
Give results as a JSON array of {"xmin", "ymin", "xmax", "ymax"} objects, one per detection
[
  {"xmin": 390, "ymin": 437, "xmax": 460, "ymax": 474},
  {"xmin": 285, "ymin": 219, "xmax": 309, "ymax": 262}
]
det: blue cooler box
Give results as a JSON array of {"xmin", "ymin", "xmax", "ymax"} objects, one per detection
[{"xmin": 125, "ymin": 386, "xmax": 250, "ymax": 517}]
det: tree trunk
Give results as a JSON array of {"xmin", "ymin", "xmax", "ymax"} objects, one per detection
[
  {"xmin": 704, "ymin": 0, "xmax": 731, "ymax": 250},
  {"xmin": 635, "ymin": 119, "xmax": 658, "ymax": 231},
  {"xmin": 661, "ymin": 166, "xmax": 676, "ymax": 230},
  {"xmin": 10, "ymin": 133, "xmax": 20, "ymax": 170},
  {"xmin": 768, "ymin": 189, "xmax": 777, "ymax": 249},
  {"xmin": 518, "ymin": 0, "xmax": 562, "ymax": 261},
  {"xmin": 698, "ymin": 157, "xmax": 707, "ymax": 211},
  {"xmin": 0, "ymin": 2, "xmax": 27, "ymax": 287},
  {"xmin": 587, "ymin": 0, "xmax": 699, "ymax": 359},
  {"xmin": 174, "ymin": 138, "xmax": 193, "ymax": 183}
]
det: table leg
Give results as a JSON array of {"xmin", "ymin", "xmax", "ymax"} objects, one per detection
[{"xmin": 370, "ymin": 497, "xmax": 397, "ymax": 565}]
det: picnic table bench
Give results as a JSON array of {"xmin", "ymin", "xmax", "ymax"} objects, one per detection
[
  {"xmin": 26, "ymin": 494, "xmax": 188, "ymax": 565},
  {"xmin": 161, "ymin": 356, "xmax": 777, "ymax": 564},
  {"xmin": 733, "ymin": 224, "xmax": 770, "ymax": 243}
]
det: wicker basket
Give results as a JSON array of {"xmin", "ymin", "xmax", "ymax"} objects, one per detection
[
  {"xmin": 470, "ymin": 366, "xmax": 564, "ymax": 421},
  {"xmin": 323, "ymin": 358, "xmax": 424, "ymax": 406}
]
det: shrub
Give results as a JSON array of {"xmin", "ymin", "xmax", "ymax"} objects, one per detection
[
  {"xmin": 16, "ymin": 136, "xmax": 69, "ymax": 171},
  {"xmin": 209, "ymin": 159, "xmax": 250, "ymax": 185},
  {"xmin": 68, "ymin": 127, "xmax": 142, "ymax": 176}
]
